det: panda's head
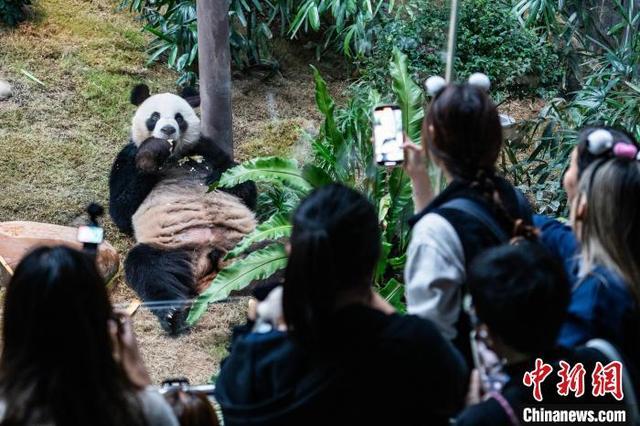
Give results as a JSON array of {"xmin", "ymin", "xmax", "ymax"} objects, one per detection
[{"xmin": 129, "ymin": 84, "xmax": 201, "ymax": 151}]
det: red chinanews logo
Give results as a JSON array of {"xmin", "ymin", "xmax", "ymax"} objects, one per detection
[{"xmin": 522, "ymin": 358, "xmax": 624, "ymax": 402}]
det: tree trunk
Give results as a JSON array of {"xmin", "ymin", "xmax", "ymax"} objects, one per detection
[{"xmin": 197, "ymin": 0, "xmax": 234, "ymax": 158}]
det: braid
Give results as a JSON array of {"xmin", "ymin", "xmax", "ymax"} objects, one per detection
[{"xmin": 467, "ymin": 169, "xmax": 538, "ymax": 242}]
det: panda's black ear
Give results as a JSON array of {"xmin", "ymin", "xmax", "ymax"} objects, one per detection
[
  {"xmin": 181, "ymin": 86, "xmax": 201, "ymax": 108},
  {"xmin": 131, "ymin": 84, "xmax": 151, "ymax": 106}
]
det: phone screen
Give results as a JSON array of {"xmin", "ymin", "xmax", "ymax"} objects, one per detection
[
  {"xmin": 373, "ymin": 106, "xmax": 404, "ymax": 166},
  {"xmin": 77, "ymin": 226, "xmax": 104, "ymax": 244}
]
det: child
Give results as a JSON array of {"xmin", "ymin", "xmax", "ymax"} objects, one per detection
[{"xmin": 456, "ymin": 242, "xmax": 633, "ymax": 425}]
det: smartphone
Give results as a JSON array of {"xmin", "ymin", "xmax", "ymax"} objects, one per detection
[
  {"xmin": 470, "ymin": 329, "xmax": 509, "ymax": 393},
  {"xmin": 77, "ymin": 225, "xmax": 104, "ymax": 245},
  {"xmin": 373, "ymin": 104, "xmax": 404, "ymax": 166}
]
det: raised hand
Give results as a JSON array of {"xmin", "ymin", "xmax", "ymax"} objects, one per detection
[
  {"xmin": 109, "ymin": 310, "xmax": 152, "ymax": 389},
  {"xmin": 402, "ymin": 134, "xmax": 434, "ymax": 212}
]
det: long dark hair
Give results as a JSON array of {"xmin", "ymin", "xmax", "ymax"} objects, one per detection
[
  {"xmin": 0, "ymin": 246, "xmax": 147, "ymax": 426},
  {"xmin": 282, "ymin": 184, "xmax": 381, "ymax": 347},
  {"xmin": 424, "ymin": 84, "xmax": 534, "ymax": 239}
]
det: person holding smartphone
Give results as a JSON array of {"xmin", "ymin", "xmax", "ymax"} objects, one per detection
[
  {"xmin": 0, "ymin": 246, "xmax": 178, "ymax": 426},
  {"xmin": 456, "ymin": 242, "xmax": 632, "ymax": 425},
  {"xmin": 401, "ymin": 76, "xmax": 535, "ymax": 366}
]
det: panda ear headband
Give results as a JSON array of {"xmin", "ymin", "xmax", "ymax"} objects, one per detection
[
  {"xmin": 424, "ymin": 72, "xmax": 491, "ymax": 98},
  {"xmin": 586, "ymin": 129, "xmax": 640, "ymax": 161}
]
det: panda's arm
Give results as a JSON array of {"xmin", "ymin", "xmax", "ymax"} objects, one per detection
[
  {"xmin": 108, "ymin": 143, "xmax": 160, "ymax": 235},
  {"xmin": 190, "ymin": 137, "xmax": 258, "ymax": 211}
]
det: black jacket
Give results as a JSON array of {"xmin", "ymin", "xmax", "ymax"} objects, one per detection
[{"xmin": 215, "ymin": 304, "xmax": 469, "ymax": 425}]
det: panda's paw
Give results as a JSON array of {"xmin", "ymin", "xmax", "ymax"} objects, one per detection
[
  {"xmin": 160, "ymin": 307, "xmax": 190, "ymax": 336},
  {"xmin": 136, "ymin": 137, "xmax": 172, "ymax": 174}
]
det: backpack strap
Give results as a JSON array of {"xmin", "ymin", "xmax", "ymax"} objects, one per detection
[
  {"xmin": 440, "ymin": 198, "xmax": 509, "ymax": 243},
  {"xmin": 586, "ymin": 338, "xmax": 640, "ymax": 423},
  {"xmin": 486, "ymin": 391, "xmax": 520, "ymax": 426}
]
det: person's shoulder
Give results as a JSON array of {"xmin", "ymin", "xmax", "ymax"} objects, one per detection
[
  {"xmin": 382, "ymin": 313, "xmax": 452, "ymax": 350},
  {"xmin": 412, "ymin": 211, "xmax": 456, "ymax": 236},
  {"xmin": 138, "ymin": 387, "xmax": 180, "ymax": 426},
  {"xmin": 410, "ymin": 212, "xmax": 462, "ymax": 255},
  {"xmin": 455, "ymin": 397, "xmax": 511, "ymax": 426},
  {"xmin": 579, "ymin": 266, "xmax": 634, "ymax": 305}
]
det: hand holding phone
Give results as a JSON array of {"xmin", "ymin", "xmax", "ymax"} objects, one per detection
[{"xmin": 373, "ymin": 105, "xmax": 404, "ymax": 166}]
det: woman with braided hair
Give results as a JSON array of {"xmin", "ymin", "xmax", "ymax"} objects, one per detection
[{"xmin": 403, "ymin": 74, "xmax": 535, "ymax": 365}]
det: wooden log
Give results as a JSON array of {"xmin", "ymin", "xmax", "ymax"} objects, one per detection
[{"xmin": 0, "ymin": 221, "xmax": 120, "ymax": 287}]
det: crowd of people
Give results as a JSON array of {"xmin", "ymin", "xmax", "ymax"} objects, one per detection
[{"xmin": 1, "ymin": 77, "xmax": 639, "ymax": 425}]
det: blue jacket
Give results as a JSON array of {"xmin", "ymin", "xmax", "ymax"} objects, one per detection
[{"xmin": 534, "ymin": 215, "xmax": 640, "ymax": 364}]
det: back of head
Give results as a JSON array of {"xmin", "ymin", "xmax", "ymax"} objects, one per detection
[
  {"xmin": 424, "ymin": 83, "xmax": 536, "ymax": 240},
  {"xmin": 283, "ymin": 184, "xmax": 380, "ymax": 346},
  {"xmin": 468, "ymin": 242, "xmax": 570, "ymax": 354},
  {"xmin": 163, "ymin": 389, "xmax": 220, "ymax": 426},
  {"xmin": 579, "ymin": 156, "xmax": 640, "ymax": 299},
  {"xmin": 0, "ymin": 246, "xmax": 142, "ymax": 425},
  {"xmin": 576, "ymin": 126, "xmax": 638, "ymax": 178},
  {"xmin": 424, "ymin": 84, "xmax": 502, "ymax": 178}
]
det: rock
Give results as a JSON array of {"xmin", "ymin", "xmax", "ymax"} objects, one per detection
[
  {"xmin": 0, "ymin": 221, "xmax": 120, "ymax": 286},
  {"xmin": 500, "ymin": 113, "xmax": 520, "ymax": 141},
  {"xmin": 0, "ymin": 80, "xmax": 12, "ymax": 100}
]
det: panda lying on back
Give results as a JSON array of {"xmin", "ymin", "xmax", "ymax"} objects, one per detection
[{"xmin": 109, "ymin": 84, "xmax": 257, "ymax": 334}]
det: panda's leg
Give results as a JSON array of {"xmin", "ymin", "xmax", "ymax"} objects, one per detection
[{"xmin": 125, "ymin": 244, "xmax": 196, "ymax": 335}]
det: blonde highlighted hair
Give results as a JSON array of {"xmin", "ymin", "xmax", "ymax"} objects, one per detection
[{"xmin": 578, "ymin": 158, "xmax": 640, "ymax": 300}]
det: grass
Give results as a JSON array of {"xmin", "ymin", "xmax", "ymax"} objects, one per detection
[{"xmin": 0, "ymin": 0, "xmax": 177, "ymax": 252}]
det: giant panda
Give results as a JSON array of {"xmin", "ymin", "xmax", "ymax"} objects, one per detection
[{"xmin": 109, "ymin": 84, "xmax": 257, "ymax": 334}]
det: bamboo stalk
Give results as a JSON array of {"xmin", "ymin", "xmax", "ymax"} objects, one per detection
[{"xmin": 435, "ymin": 0, "xmax": 460, "ymax": 193}]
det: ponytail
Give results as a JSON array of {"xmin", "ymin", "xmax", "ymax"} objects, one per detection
[
  {"xmin": 283, "ymin": 228, "xmax": 337, "ymax": 345},
  {"xmin": 467, "ymin": 168, "xmax": 537, "ymax": 242},
  {"xmin": 282, "ymin": 184, "xmax": 381, "ymax": 348}
]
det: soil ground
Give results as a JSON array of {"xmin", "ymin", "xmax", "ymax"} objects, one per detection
[{"xmin": 0, "ymin": 0, "xmax": 538, "ymax": 384}]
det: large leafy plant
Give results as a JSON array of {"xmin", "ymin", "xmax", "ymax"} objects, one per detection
[
  {"xmin": 187, "ymin": 48, "xmax": 422, "ymax": 325},
  {"xmin": 500, "ymin": 0, "xmax": 640, "ymax": 215}
]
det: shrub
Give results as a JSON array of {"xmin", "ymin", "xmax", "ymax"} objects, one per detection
[
  {"xmin": 120, "ymin": 0, "xmax": 392, "ymax": 85},
  {"xmin": 361, "ymin": 0, "xmax": 562, "ymax": 96},
  {"xmin": 0, "ymin": 0, "xmax": 33, "ymax": 27},
  {"xmin": 502, "ymin": 0, "xmax": 640, "ymax": 215}
]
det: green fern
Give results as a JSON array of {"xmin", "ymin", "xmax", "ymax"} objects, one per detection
[
  {"xmin": 187, "ymin": 243, "xmax": 288, "ymax": 325},
  {"xmin": 225, "ymin": 213, "xmax": 292, "ymax": 260},
  {"xmin": 213, "ymin": 156, "xmax": 313, "ymax": 194}
]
